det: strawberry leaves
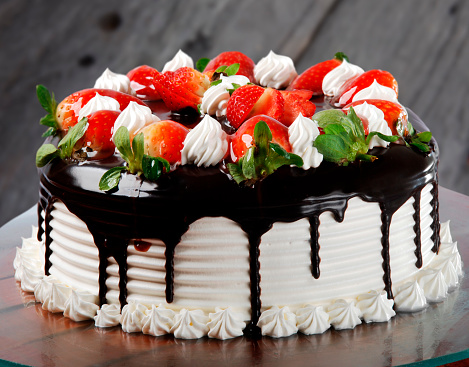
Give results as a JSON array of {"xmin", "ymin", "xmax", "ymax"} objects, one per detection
[
  {"xmin": 402, "ymin": 122, "xmax": 433, "ymax": 153},
  {"xmin": 210, "ymin": 63, "xmax": 241, "ymax": 86},
  {"xmin": 36, "ymin": 85, "xmax": 60, "ymax": 137},
  {"xmin": 99, "ymin": 126, "xmax": 170, "ymax": 191},
  {"xmin": 36, "ymin": 118, "xmax": 88, "ymax": 167},
  {"xmin": 228, "ymin": 120, "xmax": 303, "ymax": 185},
  {"xmin": 313, "ymin": 108, "xmax": 399, "ymax": 165},
  {"xmin": 196, "ymin": 58, "xmax": 210, "ymax": 72}
]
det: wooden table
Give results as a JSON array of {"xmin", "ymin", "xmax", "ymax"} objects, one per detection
[{"xmin": 0, "ymin": 187, "xmax": 468, "ymax": 367}]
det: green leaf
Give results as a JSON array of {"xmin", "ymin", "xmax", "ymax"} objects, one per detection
[
  {"xmin": 57, "ymin": 118, "xmax": 88, "ymax": 158},
  {"xmin": 215, "ymin": 65, "xmax": 228, "ymax": 73},
  {"xmin": 269, "ymin": 143, "xmax": 303, "ymax": 168},
  {"xmin": 344, "ymin": 107, "xmax": 365, "ymax": 140},
  {"xmin": 224, "ymin": 63, "xmax": 240, "ymax": 76},
  {"xmin": 39, "ymin": 114, "xmax": 58, "ymax": 128},
  {"xmin": 334, "ymin": 52, "xmax": 349, "ymax": 62},
  {"xmin": 253, "ymin": 120, "xmax": 272, "ymax": 159},
  {"xmin": 36, "ymin": 85, "xmax": 57, "ymax": 114},
  {"xmin": 242, "ymin": 147, "xmax": 257, "ymax": 181},
  {"xmin": 407, "ymin": 122, "xmax": 415, "ymax": 136},
  {"xmin": 36, "ymin": 144, "xmax": 59, "ymax": 167},
  {"xmin": 410, "ymin": 140, "xmax": 430, "ymax": 153},
  {"xmin": 417, "ymin": 131, "xmax": 432, "ymax": 143},
  {"xmin": 313, "ymin": 109, "xmax": 346, "ymax": 129},
  {"xmin": 314, "ymin": 135, "xmax": 350, "ymax": 164},
  {"xmin": 196, "ymin": 58, "xmax": 210, "ymax": 72},
  {"xmin": 99, "ymin": 166, "xmax": 127, "ymax": 191},
  {"xmin": 142, "ymin": 155, "xmax": 170, "ymax": 181},
  {"xmin": 114, "ymin": 126, "xmax": 134, "ymax": 164},
  {"xmin": 42, "ymin": 127, "xmax": 57, "ymax": 138},
  {"xmin": 210, "ymin": 79, "xmax": 223, "ymax": 87},
  {"xmin": 197, "ymin": 104, "xmax": 202, "ymax": 115},
  {"xmin": 227, "ymin": 161, "xmax": 246, "ymax": 184},
  {"xmin": 366, "ymin": 132, "xmax": 400, "ymax": 145},
  {"xmin": 132, "ymin": 133, "xmax": 144, "ymax": 167}
]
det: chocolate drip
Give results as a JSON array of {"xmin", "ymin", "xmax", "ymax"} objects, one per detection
[
  {"xmin": 165, "ymin": 243, "xmax": 176, "ymax": 304},
  {"xmin": 413, "ymin": 191, "xmax": 423, "ymax": 268},
  {"xmin": 43, "ymin": 199, "xmax": 56, "ymax": 276},
  {"xmin": 309, "ymin": 215, "xmax": 321, "ymax": 279},
  {"xmin": 379, "ymin": 204, "xmax": 394, "ymax": 300},
  {"xmin": 431, "ymin": 181, "xmax": 441, "ymax": 253}
]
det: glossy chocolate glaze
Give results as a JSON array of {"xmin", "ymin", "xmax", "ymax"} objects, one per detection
[{"xmin": 37, "ymin": 107, "xmax": 439, "ymax": 337}]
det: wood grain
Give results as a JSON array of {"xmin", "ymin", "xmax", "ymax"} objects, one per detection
[{"xmin": 0, "ymin": 0, "xmax": 467, "ymax": 226}]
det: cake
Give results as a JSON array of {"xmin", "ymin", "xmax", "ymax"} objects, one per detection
[{"xmin": 14, "ymin": 50, "xmax": 463, "ymax": 340}]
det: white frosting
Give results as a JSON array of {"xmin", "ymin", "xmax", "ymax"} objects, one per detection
[
  {"xmin": 440, "ymin": 221, "xmax": 453, "ymax": 243},
  {"xmin": 170, "ymin": 309, "xmax": 210, "ymax": 339},
  {"xmin": 180, "ymin": 114, "xmax": 228, "ymax": 167},
  {"xmin": 288, "ymin": 113, "xmax": 323, "ymax": 169},
  {"xmin": 254, "ymin": 50, "xmax": 297, "ymax": 89},
  {"xmin": 322, "ymin": 59, "xmax": 364, "ymax": 97},
  {"xmin": 94, "ymin": 304, "xmax": 121, "ymax": 327},
  {"xmin": 432, "ymin": 255, "xmax": 459, "ymax": 288},
  {"xmin": 94, "ymin": 68, "xmax": 134, "ymax": 95},
  {"xmin": 14, "ymin": 230, "xmax": 44, "ymax": 292},
  {"xmin": 78, "ymin": 93, "xmax": 121, "ymax": 121},
  {"xmin": 394, "ymin": 281, "xmax": 427, "ymax": 312},
  {"xmin": 417, "ymin": 269, "xmax": 448, "ymax": 303},
  {"xmin": 141, "ymin": 304, "xmax": 176, "ymax": 336},
  {"xmin": 327, "ymin": 299, "xmax": 362, "ymax": 330},
  {"xmin": 351, "ymin": 102, "xmax": 392, "ymax": 148},
  {"xmin": 162, "ymin": 50, "xmax": 194, "ymax": 73},
  {"xmin": 64, "ymin": 289, "xmax": 99, "ymax": 322},
  {"xmin": 296, "ymin": 305, "xmax": 331, "ymax": 335},
  {"xmin": 121, "ymin": 301, "xmax": 148, "ymax": 333},
  {"xmin": 257, "ymin": 306, "xmax": 298, "ymax": 338},
  {"xmin": 207, "ymin": 307, "xmax": 246, "ymax": 340},
  {"xmin": 352, "ymin": 79, "xmax": 398, "ymax": 103},
  {"xmin": 200, "ymin": 74, "xmax": 250, "ymax": 117},
  {"xmin": 439, "ymin": 242, "xmax": 463, "ymax": 277},
  {"xmin": 34, "ymin": 275, "xmax": 60, "ymax": 304},
  {"xmin": 112, "ymin": 101, "xmax": 160, "ymax": 140},
  {"xmin": 356, "ymin": 290, "xmax": 396, "ymax": 323},
  {"xmin": 42, "ymin": 282, "xmax": 72, "ymax": 313}
]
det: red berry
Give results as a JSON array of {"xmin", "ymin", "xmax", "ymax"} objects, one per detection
[
  {"xmin": 279, "ymin": 90, "xmax": 316, "ymax": 126},
  {"xmin": 248, "ymin": 88, "xmax": 284, "ymax": 123},
  {"xmin": 288, "ymin": 58, "xmax": 342, "ymax": 95},
  {"xmin": 226, "ymin": 85, "xmax": 265, "ymax": 128},
  {"xmin": 127, "ymin": 65, "xmax": 161, "ymax": 100},
  {"xmin": 204, "ymin": 51, "xmax": 256, "ymax": 82},
  {"xmin": 336, "ymin": 70, "xmax": 398, "ymax": 106},
  {"xmin": 154, "ymin": 67, "xmax": 210, "ymax": 111},
  {"xmin": 230, "ymin": 115, "xmax": 291, "ymax": 162},
  {"xmin": 343, "ymin": 99, "xmax": 407, "ymax": 135},
  {"xmin": 138, "ymin": 120, "xmax": 189, "ymax": 164},
  {"xmin": 77, "ymin": 110, "xmax": 119, "ymax": 160},
  {"xmin": 56, "ymin": 89, "xmax": 148, "ymax": 133}
]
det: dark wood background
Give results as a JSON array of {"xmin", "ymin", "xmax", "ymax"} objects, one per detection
[{"xmin": 0, "ymin": 0, "xmax": 468, "ymax": 226}]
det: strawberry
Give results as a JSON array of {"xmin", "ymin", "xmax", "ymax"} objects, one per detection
[
  {"xmin": 204, "ymin": 51, "xmax": 256, "ymax": 82},
  {"xmin": 76, "ymin": 110, "xmax": 119, "ymax": 160},
  {"xmin": 226, "ymin": 86, "xmax": 284, "ymax": 129},
  {"xmin": 336, "ymin": 70, "xmax": 398, "ymax": 107},
  {"xmin": 279, "ymin": 90, "xmax": 316, "ymax": 126},
  {"xmin": 127, "ymin": 65, "xmax": 161, "ymax": 100},
  {"xmin": 230, "ymin": 115, "xmax": 291, "ymax": 162},
  {"xmin": 56, "ymin": 88, "xmax": 148, "ymax": 132},
  {"xmin": 138, "ymin": 120, "xmax": 189, "ymax": 164},
  {"xmin": 287, "ymin": 52, "xmax": 347, "ymax": 95},
  {"xmin": 154, "ymin": 67, "xmax": 210, "ymax": 111},
  {"xmin": 343, "ymin": 99, "xmax": 407, "ymax": 135}
]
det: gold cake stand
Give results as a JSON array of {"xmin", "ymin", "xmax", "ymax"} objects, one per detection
[{"xmin": 0, "ymin": 187, "xmax": 468, "ymax": 367}]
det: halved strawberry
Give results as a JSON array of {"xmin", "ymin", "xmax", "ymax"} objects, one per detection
[
  {"xmin": 226, "ymin": 86, "xmax": 284, "ymax": 129},
  {"xmin": 138, "ymin": 120, "xmax": 189, "ymax": 164},
  {"xmin": 154, "ymin": 67, "xmax": 210, "ymax": 111},
  {"xmin": 287, "ymin": 53, "xmax": 347, "ymax": 95},
  {"xmin": 127, "ymin": 65, "xmax": 161, "ymax": 100},
  {"xmin": 56, "ymin": 88, "xmax": 148, "ymax": 132},
  {"xmin": 204, "ymin": 51, "xmax": 256, "ymax": 82},
  {"xmin": 336, "ymin": 70, "xmax": 398, "ymax": 107},
  {"xmin": 76, "ymin": 110, "xmax": 119, "ymax": 160},
  {"xmin": 279, "ymin": 90, "xmax": 316, "ymax": 126},
  {"xmin": 230, "ymin": 115, "xmax": 291, "ymax": 162},
  {"xmin": 343, "ymin": 99, "xmax": 407, "ymax": 135}
]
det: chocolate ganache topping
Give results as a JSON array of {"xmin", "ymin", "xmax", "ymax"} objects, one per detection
[{"xmin": 37, "ymin": 107, "xmax": 439, "ymax": 336}]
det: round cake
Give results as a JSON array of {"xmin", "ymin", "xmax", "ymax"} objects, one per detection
[{"xmin": 14, "ymin": 50, "xmax": 463, "ymax": 339}]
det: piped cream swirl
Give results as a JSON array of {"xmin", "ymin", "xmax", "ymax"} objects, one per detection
[
  {"xmin": 351, "ymin": 102, "xmax": 392, "ymax": 148},
  {"xmin": 162, "ymin": 50, "xmax": 194, "ymax": 73},
  {"xmin": 254, "ymin": 50, "xmax": 297, "ymax": 89},
  {"xmin": 323, "ymin": 59, "xmax": 364, "ymax": 97},
  {"xmin": 352, "ymin": 79, "xmax": 398, "ymax": 103},
  {"xmin": 94, "ymin": 68, "xmax": 134, "ymax": 95},
  {"xmin": 78, "ymin": 93, "xmax": 121, "ymax": 121},
  {"xmin": 113, "ymin": 101, "xmax": 160, "ymax": 140},
  {"xmin": 288, "ymin": 113, "xmax": 323, "ymax": 169}
]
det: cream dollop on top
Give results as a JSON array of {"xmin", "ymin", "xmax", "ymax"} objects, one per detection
[
  {"xmin": 207, "ymin": 307, "xmax": 246, "ymax": 340},
  {"xmin": 64, "ymin": 289, "xmax": 99, "ymax": 322},
  {"xmin": 288, "ymin": 113, "xmax": 323, "ymax": 169},
  {"xmin": 142, "ymin": 304, "xmax": 176, "ymax": 336},
  {"xmin": 200, "ymin": 74, "xmax": 250, "ymax": 117},
  {"xmin": 162, "ymin": 50, "xmax": 194, "ymax": 73},
  {"xmin": 356, "ymin": 290, "xmax": 396, "ymax": 323},
  {"xmin": 78, "ymin": 93, "xmax": 121, "ymax": 121},
  {"xmin": 170, "ymin": 309, "xmax": 210, "ymax": 339},
  {"xmin": 94, "ymin": 68, "xmax": 134, "ymax": 95},
  {"xmin": 351, "ymin": 102, "xmax": 392, "ymax": 148},
  {"xmin": 352, "ymin": 79, "xmax": 398, "ymax": 103},
  {"xmin": 296, "ymin": 305, "xmax": 331, "ymax": 335},
  {"xmin": 417, "ymin": 269, "xmax": 448, "ymax": 302},
  {"xmin": 254, "ymin": 50, "xmax": 297, "ymax": 89},
  {"xmin": 113, "ymin": 101, "xmax": 160, "ymax": 140},
  {"xmin": 322, "ymin": 59, "xmax": 364, "ymax": 97},
  {"xmin": 94, "ymin": 304, "xmax": 121, "ymax": 327},
  {"xmin": 121, "ymin": 301, "xmax": 148, "ymax": 333},
  {"xmin": 181, "ymin": 114, "xmax": 228, "ymax": 167},
  {"xmin": 257, "ymin": 306, "xmax": 298, "ymax": 338},
  {"xmin": 327, "ymin": 299, "xmax": 362, "ymax": 330},
  {"xmin": 394, "ymin": 281, "xmax": 427, "ymax": 312}
]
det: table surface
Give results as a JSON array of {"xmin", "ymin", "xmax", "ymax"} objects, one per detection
[{"xmin": 0, "ymin": 187, "xmax": 468, "ymax": 367}]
